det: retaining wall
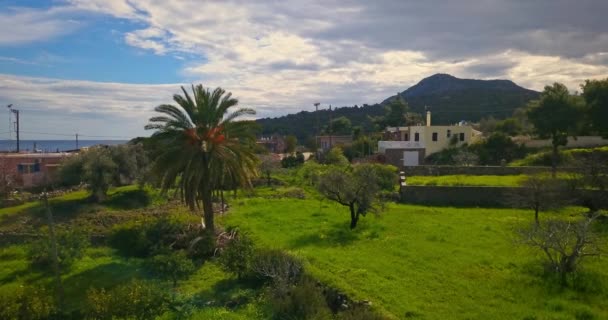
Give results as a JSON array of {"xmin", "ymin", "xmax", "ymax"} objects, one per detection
[
  {"xmin": 400, "ymin": 185, "xmax": 608, "ymax": 208},
  {"xmin": 402, "ymin": 165, "xmax": 578, "ymax": 176}
]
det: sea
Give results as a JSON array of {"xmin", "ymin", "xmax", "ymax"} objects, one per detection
[{"xmin": 0, "ymin": 140, "xmax": 128, "ymax": 153}]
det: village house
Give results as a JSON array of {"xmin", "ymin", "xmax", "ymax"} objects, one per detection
[
  {"xmin": 256, "ymin": 135, "xmax": 286, "ymax": 153},
  {"xmin": 316, "ymin": 135, "xmax": 353, "ymax": 151},
  {"xmin": 378, "ymin": 111, "xmax": 482, "ymax": 167},
  {"xmin": 0, "ymin": 152, "xmax": 71, "ymax": 188}
]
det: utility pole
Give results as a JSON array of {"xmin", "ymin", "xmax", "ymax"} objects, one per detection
[
  {"xmin": 328, "ymin": 105, "xmax": 333, "ymax": 149},
  {"xmin": 7, "ymin": 105, "xmax": 19, "ymax": 153},
  {"xmin": 75, "ymin": 133, "xmax": 79, "ymax": 150},
  {"xmin": 42, "ymin": 190, "xmax": 64, "ymax": 310},
  {"xmin": 314, "ymin": 102, "xmax": 320, "ymax": 151}
]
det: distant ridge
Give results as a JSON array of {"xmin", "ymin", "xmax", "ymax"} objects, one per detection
[
  {"xmin": 382, "ymin": 73, "xmax": 540, "ymax": 124},
  {"xmin": 256, "ymin": 74, "xmax": 540, "ymax": 140}
]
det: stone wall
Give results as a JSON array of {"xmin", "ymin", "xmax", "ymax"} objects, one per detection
[
  {"xmin": 402, "ymin": 165, "xmax": 578, "ymax": 176},
  {"xmin": 400, "ymin": 185, "xmax": 608, "ymax": 208}
]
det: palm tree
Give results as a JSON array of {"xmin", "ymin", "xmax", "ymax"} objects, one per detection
[{"xmin": 145, "ymin": 85, "xmax": 258, "ymax": 233}]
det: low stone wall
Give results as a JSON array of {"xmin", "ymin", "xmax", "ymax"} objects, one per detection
[
  {"xmin": 400, "ymin": 185, "xmax": 608, "ymax": 208},
  {"xmin": 402, "ymin": 165, "xmax": 578, "ymax": 176},
  {"xmin": 400, "ymin": 186, "xmax": 514, "ymax": 207}
]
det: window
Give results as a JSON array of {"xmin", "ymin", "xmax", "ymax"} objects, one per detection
[
  {"xmin": 447, "ymin": 129, "xmax": 451, "ymax": 138},
  {"xmin": 414, "ymin": 132, "xmax": 419, "ymax": 142},
  {"xmin": 404, "ymin": 133, "xmax": 409, "ymax": 141},
  {"xmin": 459, "ymin": 132, "xmax": 465, "ymax": 141},
  {"xmin": 432, "ymin": 132, "xmax": 438, "ymax": 141}
]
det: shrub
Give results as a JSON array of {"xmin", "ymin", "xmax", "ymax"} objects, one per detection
[
  {"xmin": 147, "ymin": 250, "xmax": 196, "ymax": 288},
  {"xmin": 337, "ymin": 306, "xmax": 387, "ymax": 320},
  {"xmin": 365, "ymin": 163, "xmax": 398, "ymax": 191},
  {"xmin": 109, "ymin": 218, "xmax": 214, "ymax": 259},
  {"xmin": 28, "ymin": 229, "xmax": 89, "ymax": 270},
  {"xmin": 219, "ymin": 231, "xmax": 255, "ymax": 279},
  {"xmin": 325, "ymin": 147, "xmax": 349, "ymax": 166},
  {"xmin": 108, "ymin": 224, "xmax": 150, "ymax": 258},
  {"xmin": 281, "ymin": 152, "xmax": 305, "ymax": 168},
  {"xmin": 267, "ymin": 276, "xmax": 332, "ymax": 320},
  {"xmin": 0, "ymin": 286, "xmax": 56, "ymax": 320},
  {"xmin": 85, "ymin": 279, "xmax": 169, "ymax": 320},
  {"xmin": 251, "ymin": 249, "xmax": 303, "ymax": 285}
]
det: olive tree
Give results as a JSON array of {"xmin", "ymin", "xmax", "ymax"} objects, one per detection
[
  {"xmin": 527, "ymin": 83, "xmax": 581, "ymax": 177},
  {"xmin": 520, "ymin": 213, "xmax": 602, "ymax": 285},
  {"xmin": 317, "ymin": 164, "xmax": 392, "ymax": 229},
  {"xmin": 507, "ymin": 175, "xmax": 566, "ymax": 226}
]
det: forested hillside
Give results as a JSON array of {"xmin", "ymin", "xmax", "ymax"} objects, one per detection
[{"xmin": 257, "ymin": 74, "xmax": 540, "ymax": 140}]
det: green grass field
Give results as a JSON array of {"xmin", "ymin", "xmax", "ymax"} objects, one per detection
[
  {"xmin": 1, "ymin": 186, "xmax": 607, "ymax": 319},
  {"xmin": 405, "ymin": 174, "xmax": 526, "ymax": 186},
  {"xmin": 222, "ymin": 190, "xmax": 608, "ymax": 319}
]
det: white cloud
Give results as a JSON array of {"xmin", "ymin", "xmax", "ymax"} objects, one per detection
[
  {"xmin": 0, "ymin": 6, "xmax": 81, "ymax": 45},
  {"xmin": 2, "ymin": 0, "xmax": 608, "ymax": 139}
]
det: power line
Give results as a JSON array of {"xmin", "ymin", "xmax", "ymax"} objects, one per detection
[{"xmin": 18, "ymin": 131, "xmax": 132, "ymax": 139}]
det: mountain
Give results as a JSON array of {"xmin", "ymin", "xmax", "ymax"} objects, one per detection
[
  {"xmin": 256, "ymin": 74, "xmax": 540, "ymax": 140},
  {"xmin": 382, "ymin": 73, "xmax": 540, "ymax": 124}
]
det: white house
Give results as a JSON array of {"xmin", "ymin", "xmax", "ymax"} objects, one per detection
[{"xmin": 378, "ymin": 111, "xmax": 482, "ymax": 166}]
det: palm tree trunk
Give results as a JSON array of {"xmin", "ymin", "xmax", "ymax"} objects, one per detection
[{"xmin": 202, "ymin": 189, "xmax": 215, "ymax": 233}]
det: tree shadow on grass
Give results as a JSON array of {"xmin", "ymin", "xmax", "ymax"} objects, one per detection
[
  {"xmin": 0, "ymin": 189, "xmax": 152, "ymax": 229},
  {"xmin": 289, "ymin": 221, "xmax": 370, "ymax": 249},
  {"xmin": 61, "ymin": 261, "xmax": 144, "ymax": 308},
  {"xmin": 102, "ymin": 189, "xmax": 151, "ymax": 210},
  {"xmin": 193, "ymin": 276, "xmax": 265, "ymax": 310}
]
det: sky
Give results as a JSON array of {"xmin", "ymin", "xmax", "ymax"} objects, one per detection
[{"xmin": 0, "ymin": 0, "xmax": 607, "ymax": 140}]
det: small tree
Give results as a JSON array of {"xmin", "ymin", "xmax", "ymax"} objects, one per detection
[
  {"xmin": 317, "ymin": 164, "xmax": 384, "ymax": 229},
  {"xmin": 324, "ymin": 147, "xmax": 349, "ymax": 166},
  {"xmin": 82, "ymin": 148, "xmax": 117, "ymax": 202},
  {"xmin": 259, "ymin": 154, "xmax": 281, "ymax": 186},
  {"xmin": 218, "ymin": 231, "xmax": 255, "ymax": 279},
  {"xmin": 507, "ymin": 175, "xmax": 565, "ymax": 226},
  {"xmin": 148, "ymin": 251, "xmax": 196, "ymax": 288},
  {"xmin": 520, "ymin": 214, "xmax": 602, "ymax": 285},
  {"xmin": 284, "ymin": 135, "xmax": 298, "ymax": 154},
  {"xmin": 527, "ymin": 83, "xmax": 581, "ymax": 177},
  {"xmin": 581, "ymin": 78, "xmax": 608, "ymax": 138}
]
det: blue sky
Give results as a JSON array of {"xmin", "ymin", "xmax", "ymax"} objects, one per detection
[{"xmin": 1, "ymin": 0, "xmax": 607, "ymax": 140}]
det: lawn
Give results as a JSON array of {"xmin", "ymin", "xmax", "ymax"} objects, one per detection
[
  {"xmin": 222, "ymin": 191, "xmax": 608, "ymax": 319},
  {"xmin": 405, "ymin": 174, "xmax": 526, "ymax": 186},
  {"xmin": 1, "ymin": 186, "xmax": 607, "ymax": 319},
  {"xmin": 405, "ymin": 173, "xmax": 577, "ymax": 187}
]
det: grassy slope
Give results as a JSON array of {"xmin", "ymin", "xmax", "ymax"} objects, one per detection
[
  {"xmin": 222, "ymin": 193, "xmax": 608, "ymax": 319},
  {"xmin": 0, "ymin": 187, "xmax": 265, "ymax": 319}
]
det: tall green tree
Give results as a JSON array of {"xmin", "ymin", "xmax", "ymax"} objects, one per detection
[
  {"xmin": 527, "ymin": 83, "xmax": 581, "ymax": 177},
  {"xmin": 581, "ymin": 78, "xmax": 608, "ymax": 137},
  {"xmin": 145, "ymin": 85, "xmax": 258, "ymax": 233},
  {"xmin": 284, "ymin": 135, "xmax": 298, "ymax": 154}
]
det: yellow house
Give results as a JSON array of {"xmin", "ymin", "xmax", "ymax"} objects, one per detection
[{"xmin": 378, "ymin": 112, "xmax": 482, "ymax": 166}]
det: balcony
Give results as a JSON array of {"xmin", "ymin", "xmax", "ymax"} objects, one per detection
[{"xmin": 378, "ymin": 141, "xmax": 425, "ymax": 153}]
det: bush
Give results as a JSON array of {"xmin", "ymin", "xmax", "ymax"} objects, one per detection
[
  {"xmin": 108, "ymin": 224, "xmax": 151, "ymax": 258},
  {"xmin": 85, "ymin": 279, "xmax": 169, "ymax": 320},
  {"xmin": 296, "ymin": 161, "xmax": 330, "ymax": 186},
  {"xmin": 365, "ymin": 163, "xmax": 398, "ymax": 191},
  {"xmin": 0, "ymin": 286, "xmax": 56, "ymax": 320},
  {"xmin": 28, "ymin": 229, "xmax": 89, "ymax": 270},
  {"xmin": 219, "ymin": 232, "xmax": 255, "ymax": 279},
  {"xmin": 251, "ymin": 249, "xmax": 304, "ymax": 285},
  {"xmin": 109, "ymin": 218, "xmax": 214, "ymax": 259},
  {"xmin": 267, "ymin": 276, "xmax": 332, "ymax": 320},
  {"xmin": 147, "ymin": 250, "xmax": 196, "ymax": 287},
  {"xmin": 325, "ymin": 147, "xmax": 349, "ymax": 166},
  {"xmin": 281, "ymin": 152, "xmax": 305, "ymax": 168}
]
